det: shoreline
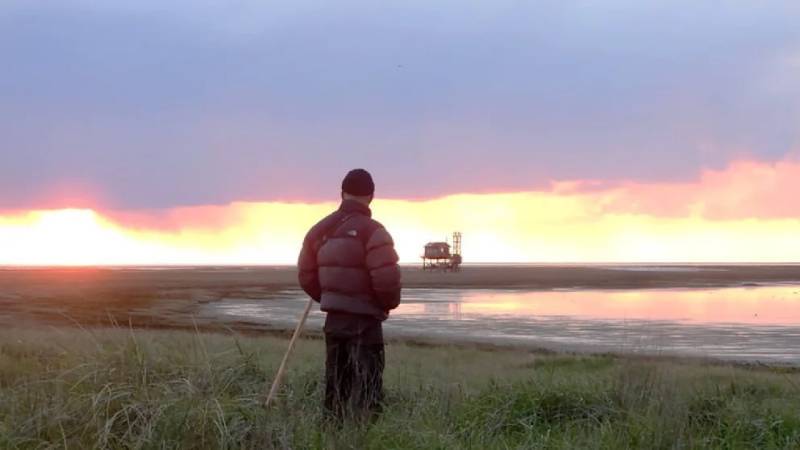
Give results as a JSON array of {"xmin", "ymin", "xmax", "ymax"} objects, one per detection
[
  {"xmin": 3, "ymin": 265, "xmax": 800, "ymax": 367},
  {"xmin": 6, "ymin": 322, "xmax": 800, "ymax": 373},
  {"xmin": 5, "ymin": 264, "xmax": 800, "ymax": 291}
]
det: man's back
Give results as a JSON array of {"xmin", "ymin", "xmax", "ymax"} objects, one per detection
[
  {"xmin": 296, "ymin": 169, "xmax": 401, "ymax": 419},
  {"xmin": 298, "ymin": 198, "xmax": 401, "ymax": 320}
]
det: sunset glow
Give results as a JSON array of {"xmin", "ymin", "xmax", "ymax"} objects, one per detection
[
  {"xmin": 2, "ymin": 158, "xmax": 799, "ymax": 266},
  {"xmin": 3, "ymin": 1, "xmax": 799, "ymax": 266}
]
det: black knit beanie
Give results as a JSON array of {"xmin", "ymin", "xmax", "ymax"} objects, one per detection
[{"xmin": 341, "ymin": 169, "xmax": 375, "ymax": 196}]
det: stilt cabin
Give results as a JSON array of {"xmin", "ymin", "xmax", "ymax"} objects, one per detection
[{"xmin": 422, "ymin": 232, "xmax": 462, "ymax": 271}]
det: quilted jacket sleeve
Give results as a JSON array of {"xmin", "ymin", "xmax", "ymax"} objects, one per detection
[
  {"xmin": 297, "ymin": 229, "xmax": 322, "ymax": 302},
  {"xmin": 365, "ymin": 226, "xmax": 402, "ymax": 311}
]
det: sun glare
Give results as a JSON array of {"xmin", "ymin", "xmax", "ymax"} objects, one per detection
[
  {"xmin": 2, "ymin": 180, "xmax": 800, "ymax": 266},
  {"xmin": 2, "ymin": 160, "xmax": 800, "ymax": 265}
]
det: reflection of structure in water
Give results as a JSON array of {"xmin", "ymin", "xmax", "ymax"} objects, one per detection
[
  {"xmin": 423, "ymin": 301, "xmax": 462, "ymax": 319},
  {"xmin": 422, "ymin": 232, "xmax": 462, "ymax": 271}
]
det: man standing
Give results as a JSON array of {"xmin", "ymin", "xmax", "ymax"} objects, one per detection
[{"xmin": 297, "ymin": 169, "xmax": 402, "ymax": 419}]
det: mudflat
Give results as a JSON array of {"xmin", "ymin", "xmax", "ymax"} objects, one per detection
[
  {"xmin": 5, "ymin": 263, "xmax": 800, "ymax": 291},
  {"xmin": 2, "ymin": 264, "xmax": 800, "ymax": 333}
]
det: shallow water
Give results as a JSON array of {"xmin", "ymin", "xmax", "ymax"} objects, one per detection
[{"xmin": 205, "ymin": 285, "xmax": 800, "ymax": 364}]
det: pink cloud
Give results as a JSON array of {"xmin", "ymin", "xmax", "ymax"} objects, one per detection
[
  {"xmin": 104, "ymin": 205, "xmax": 249, "ymax": 232},
  {"xmin": 585, "ymin": 156, "xmax": 800, "ymax": 219},
  {"xmin": 26, "ymin": 156, "xmax": 800, "ymax": 235}
]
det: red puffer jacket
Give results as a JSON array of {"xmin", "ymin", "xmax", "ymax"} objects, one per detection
[{"xmin": 297, "ymin": 199, "xmax": 401, "ymax": 320}]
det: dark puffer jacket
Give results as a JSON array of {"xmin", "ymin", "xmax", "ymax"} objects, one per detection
[{"xmin": 297, "ymin": 199, "xmax": 402, "ymax": 320}]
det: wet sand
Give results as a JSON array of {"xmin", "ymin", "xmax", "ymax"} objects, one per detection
[
  {"xmin": 2, "ymin": 264, "xmax": 800, "ymax": 326},
  {"xmin": 0, "ymin": 264, "xmax": 794, "ymax": 327},
  {"xmin": 205, "ymin": 286, "xmax": 800, "ymax": 364},
  {"xmin": 2, "ymin": 265, "xmax": 800, "ymax": 364},
  {"xmin": 4, "ymin": 263, "xmax": 800, "ymax": 291}
]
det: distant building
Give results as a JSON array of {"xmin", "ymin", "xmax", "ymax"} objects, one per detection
[{"xmin": 422, "ymin": 232, "xmax": 462, "ymax": 271}]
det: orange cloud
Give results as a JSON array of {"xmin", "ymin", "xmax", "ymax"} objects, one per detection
[
  {"xmin": 559, "ymin": 156, "xmax": 800, "ymax": 219},
  {"xmin": 1, "ymin": 158, "xmax": 800, "ymax": 265}
]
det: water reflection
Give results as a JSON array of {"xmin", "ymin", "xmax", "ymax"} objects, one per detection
[
  {"xmin": 206, "ymin": 286, "xmax": 800, "ymax": 364},
  {"xmin": 394, "ymin": 286, "xmax": 800, "ymax": 325}
]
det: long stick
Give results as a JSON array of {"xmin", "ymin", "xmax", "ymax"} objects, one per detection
[{"xmin": 265, "ymin": 297, "xmax": 314, "ymax": 408}]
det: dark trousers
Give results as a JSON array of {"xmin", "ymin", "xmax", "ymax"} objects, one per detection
[{"xmin": 323, "ymin": 313, "xmax": 384, "ymax": 419}]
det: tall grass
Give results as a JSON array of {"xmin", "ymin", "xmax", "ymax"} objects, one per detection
[{"xmin": 0, "ymin": 327, "xmax": 798, "ymax": 449}]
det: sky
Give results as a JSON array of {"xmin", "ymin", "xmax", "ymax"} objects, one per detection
[{"xmin": 1, "ymin": 1, "xmax": 799, "ymax": 264}]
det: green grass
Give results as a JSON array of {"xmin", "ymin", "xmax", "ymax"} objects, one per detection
[{"xmin": 0, "ymin": 327, "xmax": 799, "ymax": 449}]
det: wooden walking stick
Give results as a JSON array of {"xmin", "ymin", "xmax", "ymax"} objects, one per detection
[{"xmin": 265, "ymin": 297, "xmax": 315, "ymax": 408}]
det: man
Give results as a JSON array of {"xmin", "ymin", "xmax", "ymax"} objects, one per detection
[{"xmin": 297, "ymin": 169, "xmax": 402, "ymax": 420}]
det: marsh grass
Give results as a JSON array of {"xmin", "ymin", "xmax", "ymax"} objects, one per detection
[{"xmin": 0, "ymin": 327, "xmax": 798, "ymax": 449}]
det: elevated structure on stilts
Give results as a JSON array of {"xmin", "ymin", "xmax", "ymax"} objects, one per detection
[{"xmin": 421, "ymin": 232, "xmax": 462, "ymax": 271}]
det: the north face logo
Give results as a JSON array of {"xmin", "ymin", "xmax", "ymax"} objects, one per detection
[{"xmin": 347, "ymin": 230, "xmax": 358, "ymax": 237}]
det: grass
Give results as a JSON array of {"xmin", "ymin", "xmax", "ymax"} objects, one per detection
[{"xmin": 0, "ymin": 327, "xmax": 799, "ymax": 449}]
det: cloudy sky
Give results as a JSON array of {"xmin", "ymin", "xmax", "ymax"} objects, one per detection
[{"xmin": 1, "ymin": 1, "xmax": 799, "ymax": 263}]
